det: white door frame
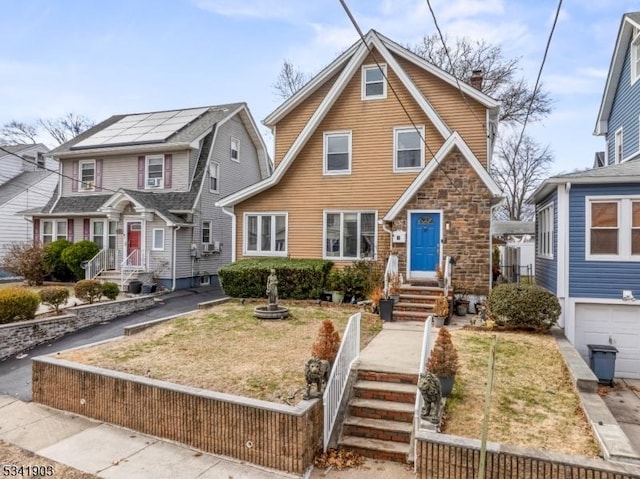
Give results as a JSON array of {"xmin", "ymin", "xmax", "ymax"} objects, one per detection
[{"xmin": 406, "ymin": 209, "xmax": 443, "ymax": 281}]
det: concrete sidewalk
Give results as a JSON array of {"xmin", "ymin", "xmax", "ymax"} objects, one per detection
[{"xmin": 0, "ymin": 395, "xmax": 297, "ymax": 479}]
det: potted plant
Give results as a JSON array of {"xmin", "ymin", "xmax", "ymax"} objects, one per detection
[
  {"xmin": 454, "ymin": 290, "xmax": 470, "ymax": 316},
  {"xmin": 326, "ymin": 270, "xmax": 345, "ymax": 304},
  {"xmin": 432, "ymin": 294, "xmax": 449, "ymax": 328},
  {"xmin": 436, "ymin": 264, "xmax": 444, "ymax": 288},
  {"xmin": 369, "ymin": 286, "xmax": 384, "ymax": 314},
  {"xmin": 388, "ymin": 273, "xmax": 401, "ymax": 303},
  {"xmin": 426, "ymin": 327, "xmax": 459, "ymax": 397}
]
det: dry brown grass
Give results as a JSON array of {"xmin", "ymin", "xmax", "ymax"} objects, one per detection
[
  {"xmin": 0, "ymin": 440, "xmax": 97, "ymax": 478},
  {"xmin": 58, "ymin": 301, "xmax": 381, "ymax": 405},
  {"xmin": 443, "ymin": 329, "xmax": 600, "ymax": 457}
]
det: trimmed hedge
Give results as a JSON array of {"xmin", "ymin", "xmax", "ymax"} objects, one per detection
[
  {"xmin": 74, "ymin": 279, "xmax": 103, "ymax": 304},
  {"xmin": 0, "ymin": 287, "xmax": 41, "ymax": 324},
  {"xmin": 218, "ymin": 258, "xmax": 333, "ymax": 299},
  {"xmin": 102, "ymin": 282, "xmax": 119, "ymax": 300},
  {"xmin": 39, "ymin": 286, "xmax": 70, "ymax": 314},
  {"xmin": 487, "ymin": 283, "xmax": 561, "ymax": 331},
  {"xmin": 61, "ymin": 240, "xmax": 100, "ymax": 280}
]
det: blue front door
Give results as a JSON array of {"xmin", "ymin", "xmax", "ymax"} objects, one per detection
[{"xmin": 410, "ymin": 212, "xmax": 441, "ymax": 276}]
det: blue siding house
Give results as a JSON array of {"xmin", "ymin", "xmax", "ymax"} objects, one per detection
[{"xmin": 532, "ymin": 12, "xmax": 640, "ymax": 379}]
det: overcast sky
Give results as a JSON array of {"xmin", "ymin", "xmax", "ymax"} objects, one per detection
[{"xmin": 1, "ymin": 0, "xmax": 638, "ymax": 174}]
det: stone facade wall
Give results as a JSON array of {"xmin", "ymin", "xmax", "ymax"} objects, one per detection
[
  {"xmin": 0, "ymin": 296, "xmax": 156, "ymax": 360},
  {"xmin": 33, "ymin": 357, "xmax": 323, "ymax": 475},
  {"xmin": 392, "ymin": 149, "xmax": 493, "ymax": 295}
]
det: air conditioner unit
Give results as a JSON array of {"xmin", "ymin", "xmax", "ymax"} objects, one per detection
[
  {"xmin": 204, "ymin": 242, "xmax": 221, "ymax": 254},
  {"xmin": 147, "ymin": 178, "xmax": 161, "ymax": 187}
]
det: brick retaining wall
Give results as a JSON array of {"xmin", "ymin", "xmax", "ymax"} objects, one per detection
[
  {"xmin": 415, "ymin": 430, "xmax": 640, "ymax": 479},
  {"xmin": 32, "ymin": 356, "xmax": 322, "ymax": 475},
  {"xmin": 0, "ymin": 296, "xmax": 156, "ymax": 360}
]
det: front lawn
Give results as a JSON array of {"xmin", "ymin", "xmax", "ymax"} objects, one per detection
[
  {"xmin": 443, "ymin": 329, "xmax": 600, "ymax": 457},
  {"xmin": 58, "ymin": 301, "xmax": 381, "ymax": 404}
]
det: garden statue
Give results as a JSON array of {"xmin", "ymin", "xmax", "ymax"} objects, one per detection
[
  {"xmin": 303, "ymin": 358, "xmax": 330, "ymax": 399},
  {"xmin": 417, "ymin": 371, "xmax": 441, "ymax": 423},
  {"xmin": 266, "ymin": 269, "xmax": 278, "ymax": 308}
]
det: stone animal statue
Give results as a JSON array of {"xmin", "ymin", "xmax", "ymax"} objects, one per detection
[
  {"xmin": 418, "ymin": 371, "xmax": 441, "ymax": 423},
  {"xmin": 304, "ymin": 358, "xmax": 330, "ymax": 399}
]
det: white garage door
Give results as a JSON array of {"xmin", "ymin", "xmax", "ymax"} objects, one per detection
[{"xmin": 575, "ymin": 303, "xmax": 640, "ymax": 379}]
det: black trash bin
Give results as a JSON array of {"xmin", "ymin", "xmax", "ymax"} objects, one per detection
[
  {"xmin": 128, "ymin": 280, "xmax": 142, "ymax": 295},
  {"xmin": 379, "ymin": 298, "xmax": 394, "ymax": 322},
  {"xmin": 587, "ymin": 344, "xmax": 618, "ymax": 386}
]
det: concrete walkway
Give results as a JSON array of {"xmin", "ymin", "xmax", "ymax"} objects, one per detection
[{"xmin": 356, "ymin": 321, "xmax": 425, "ymax": 374}]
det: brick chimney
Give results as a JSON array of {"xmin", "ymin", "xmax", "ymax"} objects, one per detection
[{"xmin": 470, "ymin": 69, "xmax": 483, "ymax": 90}]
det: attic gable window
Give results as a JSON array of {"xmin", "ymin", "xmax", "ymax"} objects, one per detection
[
  {"xmin": 231, "ymin": 137, "xmax": 240, "ymax": 162},
  {"xmin": 632, "ymin": 28, "xmax": 640, "ymax": 84},
  {"xmin": 362, "ymin": 64, "xmax": 387, "ymax": 100}
]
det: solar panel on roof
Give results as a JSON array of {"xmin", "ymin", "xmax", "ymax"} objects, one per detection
[{"xmin": 72, "ymin": 107, "xmax": 209, "ymax": 149}]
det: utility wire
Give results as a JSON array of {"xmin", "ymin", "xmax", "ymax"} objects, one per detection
[
  {"xmin": 338, "ymin": 0, "xmax": 463, "ymax": 195},
  {"xmin": 425, "ymin": 0, "xmax": 487, "ymax": 131},
  {"xmin": 510, "ymin": 0, "xmax": 563, "ymax": 169}
]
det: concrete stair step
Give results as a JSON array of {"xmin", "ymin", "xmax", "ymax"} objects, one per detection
[
  {"xmin": 349, "ymin": 398, "xmax": 414, "ymax": 423},
  {"xmin": 357, "ymin": 370, "xmax": 418, "ymax": 385},
  {"xmin": 338, "ymin": 435, "xmax": 410, "ymax": 463},
  {"xmin": 394, "ymin": 302, "xmax": 434, "ymax": 310},
  {"xmin": 342, "ymin": 417, "xmax": 412, "ymax": 443},
  {"xmin": 400, "ymin": 284, "xmax": 442, "ymax": 292},
  {"xmin": 354, "ymin": 380, "xmax": 416, "ymax": 404}
]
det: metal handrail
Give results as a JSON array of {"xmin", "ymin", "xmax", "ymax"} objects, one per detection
[
  {"xmin": 84, "ymin": 248, "xmax": 116, "ymax": 280},
  {"xmin": 322, "ymin": 312, "xmax": 361, "ymax": 451},
  {"xmin": 120, "ymin": 249, "xmax": 144, "ymax": 290}
]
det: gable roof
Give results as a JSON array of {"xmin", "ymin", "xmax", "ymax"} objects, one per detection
[
  {"xmin": 0, "ymin": 143, "xmax": 48, "ymax": 156},
  {"xmin": 595, "ymin": 12, "xmax": 640, "ymax": 135},
  {"xmin": 384, "ymin": 132, "xmax": 502, "ymax": 221},
  {"xmin": 219, "ymin": 30, "xmax": 499, "ymax": 209},
  {"xmin": 0, "ymin": 171, "xmax": 53, "ymax": 206},
  {"xmin": 530, "ymin": 158, "xmax": 640, "ymax": 203}
]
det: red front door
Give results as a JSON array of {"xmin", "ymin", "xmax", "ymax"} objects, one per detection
[{"xmin": 127, "ymin": 222, "xmax": 141, "ymax": 260}]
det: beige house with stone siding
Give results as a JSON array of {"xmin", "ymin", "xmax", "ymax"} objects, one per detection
[{"xmin": 217, "ymin": 30, "xmax": 502, "ymax": 296}]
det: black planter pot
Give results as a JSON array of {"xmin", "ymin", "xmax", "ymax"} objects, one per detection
[
  {"xmin": 379, "ymin": 298, "xmax": 394, "ymax": 322},
  {"xmin": 438, "ymin": 375, "xmax": 455, "ymax": 397}
]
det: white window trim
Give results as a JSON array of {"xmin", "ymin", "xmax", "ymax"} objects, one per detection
[
  {"xmin": 393, "ymin": 126, "xmax": 425, "ymax": 172},
  {"xmin": 632, "ymin": 28, "xmax": 640, "ymax": 85},
  {"xmin": 361, "ymin": 64, "xmax": 387, "ymax": 100},
  {"xmin": 231, "ymin": 137, "xmax": 240, "ymax": 163},
  {"xmin": 322, "ymin": 210, "xmax": 378, "ymax": 261},
  {"xmin": 536, "ymin": 202, "xmax": 554, "ymax": 260},
  {"xmin": 585, "ymin": 195, "xmax": 640, "ymax": 261},
  {"xmin": 202, "ymin": 220, "xmax": 212, "ymax": 244},
  {"xmin": 243, "ymin": 212, "xmax": 288, "ymax": 257},
  {"xmin": 152, "ymin": 228, "xmax": 165, "ymax": 251},
  {"xmin": 41, "ymin": 219, "xmax": 68, "ymax": 243},
  {"xmin": 145, "ymin": 155, "xmax": 164, "ymax": 189},
  {"xmin": 323, "ymin": 131, "xmax": 352, "ymax": 176},
  {"xmin": 614, "ymin": 128, "xmax": 623, "ymax": 164},
  {"xmin": 79, "ymin": 160, "xmax": 96, "ymax": 191},
  {"xmin": 209, "ymin": 162, "xmax": 220, "ymax": 193}
]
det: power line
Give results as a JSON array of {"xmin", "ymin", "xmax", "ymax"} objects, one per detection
[
  {"xmin": 424, "ymin": 0, "xmax": 487, "ymax": 130},
  {"xmin": 510, "ymin": 0, "xmax": 563, "ymax": 168},
  {"xmin": 338, "ymin": 0, "xmax": 464, "ymax": 195}
]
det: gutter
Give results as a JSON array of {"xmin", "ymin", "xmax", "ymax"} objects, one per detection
[
  {"xmin": 220, "ymin": 206, "xmax": 236, "ymax": 262},
  {"xmin": 172, "ymin": 226, "xmax": 181, "ymax": 291}
]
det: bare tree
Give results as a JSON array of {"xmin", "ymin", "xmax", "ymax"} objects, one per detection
[
  {"xmin": 39, "ymin": 113, "xmax": 95, "ymax": 145},
  {"xmin": 273, "ymin": 60, "xmax": 310, "ymax": 100},
  {"xmin": 491, "ymin": 134, "xmax": 553, "ymax": 221},
  {"xmin": 410, "ymin": 35, "xmax": 552, "ymax": 125},
  {"xmin": 0, "ymin": 121, "xmax": 38, "ymax": 145}
]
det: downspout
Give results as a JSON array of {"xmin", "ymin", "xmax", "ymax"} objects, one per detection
[
  {"xmin": 221, "ymin": 205, "xmax": 236, "ymax": 262},
  {"xmin": 380, "ymin": 220, "xmax": 393, "ymax": 251},
  {"xmin": 172, "ymin": 226, "xmax": 181, "ymax": 291}
]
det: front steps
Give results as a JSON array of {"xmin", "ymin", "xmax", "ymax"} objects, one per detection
[
  {"xmin": 393, "ymin": 282, "xmax": 451, "ymax": 321},
  {"xmin": 338, "ymin": 369, "xmax": 418, "ymax": 463},
  {"xmin": 94, "ymin": 270, "xmax": 140, "ymax": 291}
]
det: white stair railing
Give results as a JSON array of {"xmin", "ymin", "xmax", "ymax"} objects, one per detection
[
  {"xmin": 84, "ymin": 248, "xmax": 116, "ymax": 280},
  {"xmin": 443, "ymin": 255, "xmax": 453, "ymax": 296},
  {"xmin": 120, "ymin": 249, "xmax": 144, "ymax": 290},
  {"xmin": 323, "ymin": 312, "xmax": 361, "ymax": 451},
  {"xmin": 414, "ymin": 316, "xmax": 433, "ymax": 436}
]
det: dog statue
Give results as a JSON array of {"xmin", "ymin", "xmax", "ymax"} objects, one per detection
[
  {"xmin": 417, "ymin": 371, "xmax": 441, "ymax": 423},
  {"xmin": 304, "ymin": 358, "xmax": 330, "ymax": 399}
]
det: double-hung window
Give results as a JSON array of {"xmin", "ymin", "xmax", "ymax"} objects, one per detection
[
  {"xmin": 324, "ymin": 132, "xmax": 351, "ymax": 175},
  {"xmin": 209, "ymin": 162, "xmax": 220, "ymax": 193},
  {"xmin": 152, "ymin": 228, "xmax": 165, "ymax": 251},
  {"xmin": 245, "ymin": 213, "xmax": 287, "ymax": 256},
  {"xmin": 202, "ymin": 220, "xmax": 212, "ymax": 244},
  {"xmin": 536, "ymin": 203, "xmax": 554, "ymax": 258},
  {"xmin": 146, "ymin": 155, "xmax": 164, "ymax": 188},
  {"xmin": 231, "ymin": 138, "xmax": 240, "ymax": 162},
  {"xmin": 42, "ymin": 220, "xmax": 68, "ymax": 244},
  {"xmin": 324, "ymin": 211, "xmax": 376, "ymax": 260},
  {"xmin": 42, "ymin": 221, "xmax": 54, "ymax": 244},
  {"xmin": 587, "ymin": 197, "xmax": 640, "ymax": 260},
  {"xmin": 362, "ymin": 64, "xmax": 387, "ymax": 100},
  {"xmin": 79, "ymin": 160, "xmax": 95, "ymax": 191},
  {"xmin": 394, "ymin": 127, "xmax": 424, "ymax": 171},
  {"xmin": 615, "ymin": 129, "xmax": 623, "ymax": 164}
]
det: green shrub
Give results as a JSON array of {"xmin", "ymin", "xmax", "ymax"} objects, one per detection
[
  {"xmin": 218, "ymin": 258, "xmax": 333, "ymax": 299},
  {"xmin": 487, "ymin": 283, "xmax": 561, "ymax": 331},
  {"xmin": 39, "ymin": 286, "xmax": 70, "ymax": 314},
  {"xmin": 74, "ymin": 279, "xmax": 103, "ymax": 304},
  {"xmin": 0, "ymin": 287, "xmax": 41, "ymax": 324},
  {"xmin": 61, "ymin": 241, "xmax": 100, "ymax": 280},
  {"xmin": 0, "ymin": 242, "xmax": 47, "ymax": 285},
  {"xmin": 43, "ymin": 239, "xmax": 76, "ymax": 281},
  {"xmin": 102, "ymin": 281, "xmax": 119, "ymax": 300}
]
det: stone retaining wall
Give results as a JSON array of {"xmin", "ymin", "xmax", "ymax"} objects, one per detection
[
  {"xmin": 0, "ymin": 296, "xmax": 156, "ymax": 360},
  {"xmin": 32, "ymin": 356, "xmax": 322, "ymax": 475}
]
